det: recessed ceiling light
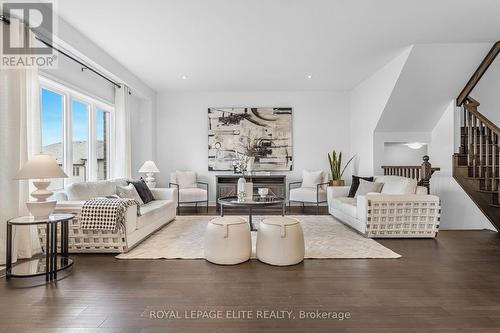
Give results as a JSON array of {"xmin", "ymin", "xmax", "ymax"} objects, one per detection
[
  {"xmin": 306, "ymin": 74, "xmax": 313, "ymax": 79},
  {"xmin": 181, "ymin": 75, "xmax": 188, "ymax": 80}
]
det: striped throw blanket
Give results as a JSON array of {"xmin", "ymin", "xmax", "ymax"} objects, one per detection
[{"xmin": 80, "ymin": 198, "xmax": 141, "ymax": 232}]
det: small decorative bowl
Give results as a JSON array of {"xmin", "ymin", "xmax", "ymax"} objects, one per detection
[{"xmin": 258, "ymin": 188, "xmax": 269, "ymax": 198}]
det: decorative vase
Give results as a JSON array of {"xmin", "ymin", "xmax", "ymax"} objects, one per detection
[
  {"xmin": 237, "ymin": 177, "xmax": 247, "ymax": 201},
  {"xmin": 330, "ymin": 179, "xmax": 345, "ymax": 186},
  {"xmin": 246, "ymin": 157, "xmax": 255, "ymax": 173}
]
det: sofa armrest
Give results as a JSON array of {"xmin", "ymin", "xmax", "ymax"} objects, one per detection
[
  {"xmin": 151, "ymin": 187, "xmax": 178, "ymax": 204},
  {"xmin": 365, "ymin": 193, "xmax": 440, "ymax": 202},
  {"xmin": 416, "ymin": 186, "xmax": 428, "ymax": 195},
  {"xmin": 327, "ymin": 186, "xmax": 350, "ymax": 199},
  {"xmin": 56, "ymin": 201, "xmax": 85, "ymax": 209},
  {"xmin": 53, "ymin": 191, "xmax": 68, "ymax": 201}
]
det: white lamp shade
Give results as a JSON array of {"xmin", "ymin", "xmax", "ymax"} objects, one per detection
[
  {"xmin": 15, "ymin": 153, "xmax": 68, "ymax": 180},
  {"xmin": 139, "ymin": 160, "xmax": 160, "ymax": 173}
]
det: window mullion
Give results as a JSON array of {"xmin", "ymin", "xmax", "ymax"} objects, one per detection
[
  {"xmin": 63, "ymin": 92, "xmax": 72, "ymax": 188},
  {"xmin": 89, "ymin": 104, "xmax": 97, "ymax": 181}
]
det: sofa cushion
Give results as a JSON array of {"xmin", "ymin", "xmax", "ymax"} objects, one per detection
[
  {"xmin": 290, "ymin": 187, "xmax": 327, "ymax": 203},
  {"xmin": 332, "ymin": 197, "xmax": 357, "ymax": 218},
  {"xmin": 302, "ymin": 170, "xmax": 323, "ymax": 188},
  {"xmin": 176, "ymin": 171, "xmax": 197, "ymax": 189},
  {"xmin": 179, "ymin": 188, "xmax": 207, "ymax": 203},
  {"xmin": 117, "ymin": 184, "xmax": 144, "ymax": 205},
  {"xmin": 355, "ymin": 179, "xmax": 383, "ymax": 198},
  {"xmin": 374, "ymin": 176, "xmax": 417, "ymax": 195},
  {"xmin": 128, "ymin": 179, "xmax": 155, "ymax": 204},
  {"xmin": 66, "ymin": 180, "xmax": 116, "ymax": 201},
  {"xmin": 348, "ymin": 176, "xmax": 374, "ymax": 198},
  {"xmin": 137, "ymin": 200, "xmax": 175, "ymax": 229}
]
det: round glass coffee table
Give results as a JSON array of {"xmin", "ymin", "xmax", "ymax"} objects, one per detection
[{"xmin": 218, "ymin": 195, "xmax": 286, "ymax": 231}]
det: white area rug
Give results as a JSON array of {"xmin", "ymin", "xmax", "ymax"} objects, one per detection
[{"xmin": 116, "ymin": 215, "xmax": 401, "ymax": 260}]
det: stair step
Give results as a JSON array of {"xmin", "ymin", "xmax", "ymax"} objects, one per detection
[
  {"xmin": 477, "ymin": 189, "xmax": 499, "ymax": 194},
  {"xmin": 490, "ymin": 204, "xmax": 500, "ymax": 208},
  {"xmin": 465, "ymin": 177, "xmax": 500, "ymax": 181}
]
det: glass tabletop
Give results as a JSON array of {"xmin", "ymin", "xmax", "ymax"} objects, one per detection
[
  {"xmin": 8, "ymin": 214, "xmax": 75, "ymax": 225},
  {"xmin": 218, "ymin": 195, "xmax": 285, "ymax": 205}
]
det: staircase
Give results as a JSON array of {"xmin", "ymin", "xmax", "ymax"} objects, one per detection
[
  {"xmin": 453, "ymin": 98, "xmax": 500, "ymax": 229},
  {"xmin": 453, "ymin": 42, "xmax": 500, "ymax": 230}
]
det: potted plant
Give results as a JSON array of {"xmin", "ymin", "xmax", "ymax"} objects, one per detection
[{"xmin": 328, "ymin": 150, "xmax": 355, "ymax": 186}]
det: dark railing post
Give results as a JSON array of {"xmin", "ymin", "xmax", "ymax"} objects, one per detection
[{"xmin": 420, "ymin": 155, "xmax": 432, "ymax": 194}]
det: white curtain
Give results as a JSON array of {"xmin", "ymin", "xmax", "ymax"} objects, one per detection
[
  {"xmin": 113, "ymin": 84, "xmax": 132, "ymax": 178},
  {"xmin": 0, "ymin": 20, "xmax": 42, "ymax": 264}
]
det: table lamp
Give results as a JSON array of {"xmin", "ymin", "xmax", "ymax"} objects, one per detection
[
  {"xmin": 138, "ymin": 160, "xmax": 160, "ymax": 188},
  {"xmin": 15, "ymin": 153, "xmax": 68, "ymax": 218}
]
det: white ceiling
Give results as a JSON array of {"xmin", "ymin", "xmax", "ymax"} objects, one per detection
[{"xmin": 54, "ymin": 0, "xmax": 500, "ymax": 92}]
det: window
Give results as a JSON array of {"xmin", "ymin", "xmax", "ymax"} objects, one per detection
[
  {"xmin": 72, "ymin": 99, "xmax": 89, "ymax": 183},
  {"xmin": 40, "ymin": 77, "xmax": 114, "ymax": 186},
  {"xmin": 41, "ymin": 88, "xmax": 64, "ymax": 190},
  {"xmin": 96, "ymin": 108, "xmax": 110, "ymax": 181}
]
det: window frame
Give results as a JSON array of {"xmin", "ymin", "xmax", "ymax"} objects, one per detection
[{"xmin": 39, "ymin": 76, "xmax": 115, "ymax": 186}]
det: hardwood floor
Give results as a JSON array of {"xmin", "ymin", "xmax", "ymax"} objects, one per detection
[{"xmin": 2, "ymin": 224, "xmax": 500, "ymax": 332}]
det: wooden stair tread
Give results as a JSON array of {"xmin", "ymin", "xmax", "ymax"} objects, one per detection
[
  {"xmin": 465, "ymin": 177, "xmax": 500, "ymax": 180},
  {"xmin": 477, "ymin": 189, "xmax": 499, "ymax": 194},
  {"xmin": 490, "ymin": 204, "xmax": 500, "ymax": 208}
]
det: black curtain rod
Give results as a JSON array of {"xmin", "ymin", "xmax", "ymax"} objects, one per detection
[
  {"xmin": 35, "ymin": 36, "xmax": 122, "ymax": 89},
  {"xmin": 1, "ymin": 14, "xmax": 122, "ymax": 89}
]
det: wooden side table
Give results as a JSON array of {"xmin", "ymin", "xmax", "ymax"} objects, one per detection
[{"xmin": 6, "ymin": 214, "xmax": 74, "ymax": 282}]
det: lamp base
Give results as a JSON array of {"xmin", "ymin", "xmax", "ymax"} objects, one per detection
[
  {"xmin": 145, "ymin": 173, "xmax": 156, "ymax": 188},
  {"xmin": 26, "ymin": 200, "xmax": 57, "ymax": 218}
]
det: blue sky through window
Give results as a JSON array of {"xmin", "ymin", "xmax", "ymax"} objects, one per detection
[
  {"xmin": 42, "ymin": 88, "xmax": 107, "ymax": 145},
  {"xmin": 72, "ymin": 100, "xmax": 88, "ymax": 141},
  {"xmin": 41, "ymin": 88, "xmax": 63, "ymax": 146}
]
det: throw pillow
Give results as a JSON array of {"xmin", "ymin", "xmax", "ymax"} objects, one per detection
[
  {"xmin": 176, "ymin": 170, "xmax": 197, "ymax": 189},
  {"xmin": 348, "ymin": 175, "xmax": 374, "ymax": 197},
  {"xmin": 302, "ymin": 170, "xmax": 323, "ymax": 188},
  {"xmin": 128, "ymin": 179, "xmax": 155, "ymax": 204},
  {"xmin": 354, "ymin": 179, "xmax": 384, "ymax": 198},
  {"xmin": 117, "ymin": 184, "xmax": 144, "ymax": 205}
]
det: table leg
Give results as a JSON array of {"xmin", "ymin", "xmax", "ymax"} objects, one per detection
[
  {"xmin": 6, "ymin": 224, "xmax": 12, "ymax": 279},
  {"xmin": 62, "ymin": 220, "xmax": 68, "ymax": 257},
  {"xmin": 53, "ymin": 222, "xmax": 57, "ymax": 280},
  {"xmin": 282, "ymin": 202, "xmax": 285, "ymax": 216},
  {"xmin": 249, "ymin": 207, "xmax": 255, "ymax": 231},
  {"xmin": 221, "ymin": 204, "xmax": 224, "ymax": 217},
  {"xmin": 45, "ymin": 222, "xmax": 50, "ymax": 282}
]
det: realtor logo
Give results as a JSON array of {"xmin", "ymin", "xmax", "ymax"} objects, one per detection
[{"xmin": 1, "ymin": 1, "xmax": 57, "ymax": 68}]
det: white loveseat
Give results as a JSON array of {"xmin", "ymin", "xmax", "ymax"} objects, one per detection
[
  {"xmin": 38, "ymin": 178, "xmax": 177, "ymax": 253},
  {"xmin": 327, "ymin": 176, "xmax": 440, "ymax": 238}
]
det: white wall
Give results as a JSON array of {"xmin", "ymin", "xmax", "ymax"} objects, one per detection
[
  {"xmin": 350, "ymin": 47, "xmax": 411, "ymax": 176},
  {"xmin": 130, "ymin": 95, "xmax": 154, "ymax": 179},
  {"xmin": 40, "ymin": 54, "xmax": 115, "ymax": 104},
  {"xmin": 428, "ymin": 101, "xmax": 494, "ymax": 230},
  {"xmin": 156, "ymin": 91, "xmax": 350, "ymax": 202},
  {"xmin": 373, "ymin": 131, "xmax": 431, "ymax": 175},
  {"xmin": 383, "ymin": 143, "xmax": 427, "ymax": 166},
  {"xmin": 470, "ymin": 55, "xmax": 500, "ymax": 126}
]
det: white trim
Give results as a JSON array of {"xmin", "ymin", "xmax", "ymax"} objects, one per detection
[{"xmin": 39, "ymin": 74, "xmax": 114, "ymax": 110}]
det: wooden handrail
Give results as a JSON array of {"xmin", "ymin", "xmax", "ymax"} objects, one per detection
[
  {"xmin": 381, "ymin": 156, "xmax": 440, "ymax": 194},
  {"xmin": 456, "ymin": 41, "xmax": 500, "ymax": 107},
  {"xmin": 465, "ymin": 97, "xmax": 500, "ymax": 136}
]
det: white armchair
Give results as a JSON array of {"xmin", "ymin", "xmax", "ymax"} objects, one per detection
[
  {"xmin": 327, "ymin": 176, "xmax": 440, "ymax": 238},
  {"xmin": 169, "ymin": 171, "xmax": 208, "ymax": 214},
  {"xmin": 289, "ymin": 170, "xmax": 330, "ymax": 214}
]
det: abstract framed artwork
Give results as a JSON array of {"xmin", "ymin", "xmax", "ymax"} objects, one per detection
[{"xmin": 208, "ymin": 107, "xmax": 293, "ymax": 171}]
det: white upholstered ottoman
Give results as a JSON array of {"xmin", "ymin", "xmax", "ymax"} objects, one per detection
[
  {"xmin": 204, "ymin": 216, "xmax": 251, "ymax": 265},
  {"xmin": 256, "ymin": 216, "xmax": 305, "ymax": 266}
]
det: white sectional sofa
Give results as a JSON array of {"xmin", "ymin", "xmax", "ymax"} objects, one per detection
[
  {"xmin": 38, "ymin": 178, "xmax": 177, "ymax": 253},
  {"xmin": 327, "ymin": 176, "xmax": 440, "ymax": 238}
]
